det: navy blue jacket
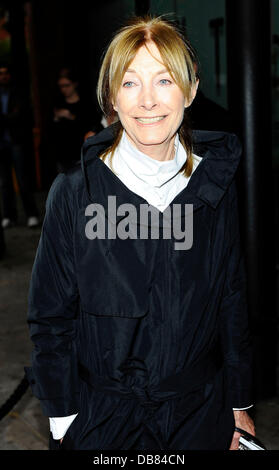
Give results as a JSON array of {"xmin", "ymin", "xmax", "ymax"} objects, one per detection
[{"xmin": 25, "ymin": 126, "xmax": 253, "ymax": 450}]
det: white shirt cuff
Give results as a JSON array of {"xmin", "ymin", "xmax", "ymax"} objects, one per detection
[
  {"xmin": 232, "ymin": 404, "xmax": 254, "ymax": 411},
  {"xmin": 49, "ymin": 414, "xmax": 78, "ymax": 440}
]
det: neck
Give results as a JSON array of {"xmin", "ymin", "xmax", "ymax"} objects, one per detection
[
  {"xmin": 125, "ymin": 132, "xmax": 176, "ymax": 162},
  {"xmin": 65, "ymin": 93, "xmax": 79, "ymax": 104}
]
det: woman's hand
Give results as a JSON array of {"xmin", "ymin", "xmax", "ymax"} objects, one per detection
[
  {"xmin": 229, "ymin": 410, "xmax": 255, "ymax": 450},
  {"xmin": 60, "ymin": 438, "xmax": 63, "ymax": 444},
  {"xmin": 54, "ymin": 108, "xmax": 75, "ymax": 120}
]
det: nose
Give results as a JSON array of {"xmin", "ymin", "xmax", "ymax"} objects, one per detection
[{"xmin": 139, "ymin": 84, "xmax": 157, "ymax": 111}]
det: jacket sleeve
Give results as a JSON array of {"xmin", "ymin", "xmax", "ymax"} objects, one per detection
[
  {"xmin": 219, "ymin": 179, "xmax": 253, "ymax": 409},
  {"xmin": 24, "ymin": 173, "xmax": 80, "ymax": 417}
]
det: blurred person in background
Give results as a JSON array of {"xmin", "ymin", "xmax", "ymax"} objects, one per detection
[
  {"xmin": 0, "ymin": 63, "xmax": 39, "ymax": 229},
  {"xmin": 49, "ymin": 67, "xmax": 102, "ymax": 173}
]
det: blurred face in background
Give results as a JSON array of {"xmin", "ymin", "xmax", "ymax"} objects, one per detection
[
  {"xmin": 57, "ymin": 77, "xmax": 78, "ymax": 99},
  {"xmin": 0, "ymin": 67, "xmax": 11, "ymax": 87},
  {"xmin": 112, "ymin": 41, "xmax": 196, "ymax": 159}
]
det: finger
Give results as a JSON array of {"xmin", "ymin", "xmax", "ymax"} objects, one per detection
[
  {"xmin": 229, "ymin": 440, "xmax": 239, "ymax": 450},
  {"xmin": 229, "ymin": 439, "xmax": 239, "ymax": 450},
  {"xmin": 229, "ymin": 432, "xmax": 241, "ymax": 450},
  {"xmin": 250, "ymin": 422, "xmax": 256, "ymax": 436}
]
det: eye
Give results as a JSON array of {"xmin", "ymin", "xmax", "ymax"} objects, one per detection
[
  {"xmin": 159, "ymin": 78, "xmax": 172, "ymax": 85},
  {"xmin": 122, "ymin": 81, "xmax": 135, "ymax": 88}
]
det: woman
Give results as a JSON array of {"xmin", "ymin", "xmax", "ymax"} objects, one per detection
[
  {"xmin": 50, "ymin": 67, "xmax": 101, "ymax": 172},
  {"xmin": 25, "ymin": 16, "xmax": 255, "ymax": 450}
]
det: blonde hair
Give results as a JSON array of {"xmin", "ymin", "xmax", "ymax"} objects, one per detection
[{"xmin": 97, "ymin": 15, "xmax": 199, "ymax": 177}]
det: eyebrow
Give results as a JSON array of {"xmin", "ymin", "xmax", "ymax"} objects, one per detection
[{"xmin": 125, "ymin": 68, "xmax": 169, "ymax": 75}]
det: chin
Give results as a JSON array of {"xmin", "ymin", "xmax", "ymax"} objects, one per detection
[{"xmin": 133, "ymin": 132, "xmax": 170, "ymax": 147}]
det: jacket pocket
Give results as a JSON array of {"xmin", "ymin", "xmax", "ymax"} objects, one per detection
[{"xmin": 79, "ymin": 269, "xmax": 150, "ymax": 318}]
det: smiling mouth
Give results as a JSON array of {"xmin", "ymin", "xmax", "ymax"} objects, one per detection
[{"xmin": 135, "ymin": 116, "xmax": 166, "ymax": 124}]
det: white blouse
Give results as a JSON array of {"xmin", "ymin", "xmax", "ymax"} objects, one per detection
[{"xmin": 104, "ymin": 129, "xmax": 202, "ymax": 212}]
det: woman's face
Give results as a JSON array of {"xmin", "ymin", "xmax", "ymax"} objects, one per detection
[
  {"xmin": 112, "ymin": 41, "xmax": 197, "ymax": 157},
  {"xmin": 58, "ymin": 77, "xmax": 77, "ymax": 98}
]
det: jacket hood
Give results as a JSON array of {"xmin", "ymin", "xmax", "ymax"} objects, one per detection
[{"xmin": 80, "ymin": 123, "xmax": 242, "ymax": 211}]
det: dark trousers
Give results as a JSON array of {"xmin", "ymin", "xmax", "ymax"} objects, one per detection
[{"xmin": 0, "ymin": 143, "xmax": 38, "ymax": 220}]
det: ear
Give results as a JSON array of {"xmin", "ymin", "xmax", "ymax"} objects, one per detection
[
  {"xmin": 112, "ymin": 99, "xmax": 118, "ymax": 113},
  {"xmin": 184, "ymin": 79, "xmax": 199, "ymax": 108}
]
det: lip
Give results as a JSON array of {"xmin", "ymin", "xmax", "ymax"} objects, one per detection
[{"xmin": 134, "ymin": 115, "xmax": 167, "ymax": 126}]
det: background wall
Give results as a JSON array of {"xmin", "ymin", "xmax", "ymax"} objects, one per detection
[
  {"xmin": 150, "ymin": 0, "xmax": 227, "ymax": 109},
  {"xmin": 0, "ymin": 0, "xmax": 278, "ymax": 169},
  {"xmin": 86, "ymin": 0, "xmax": 135, "ymax": 107}
]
